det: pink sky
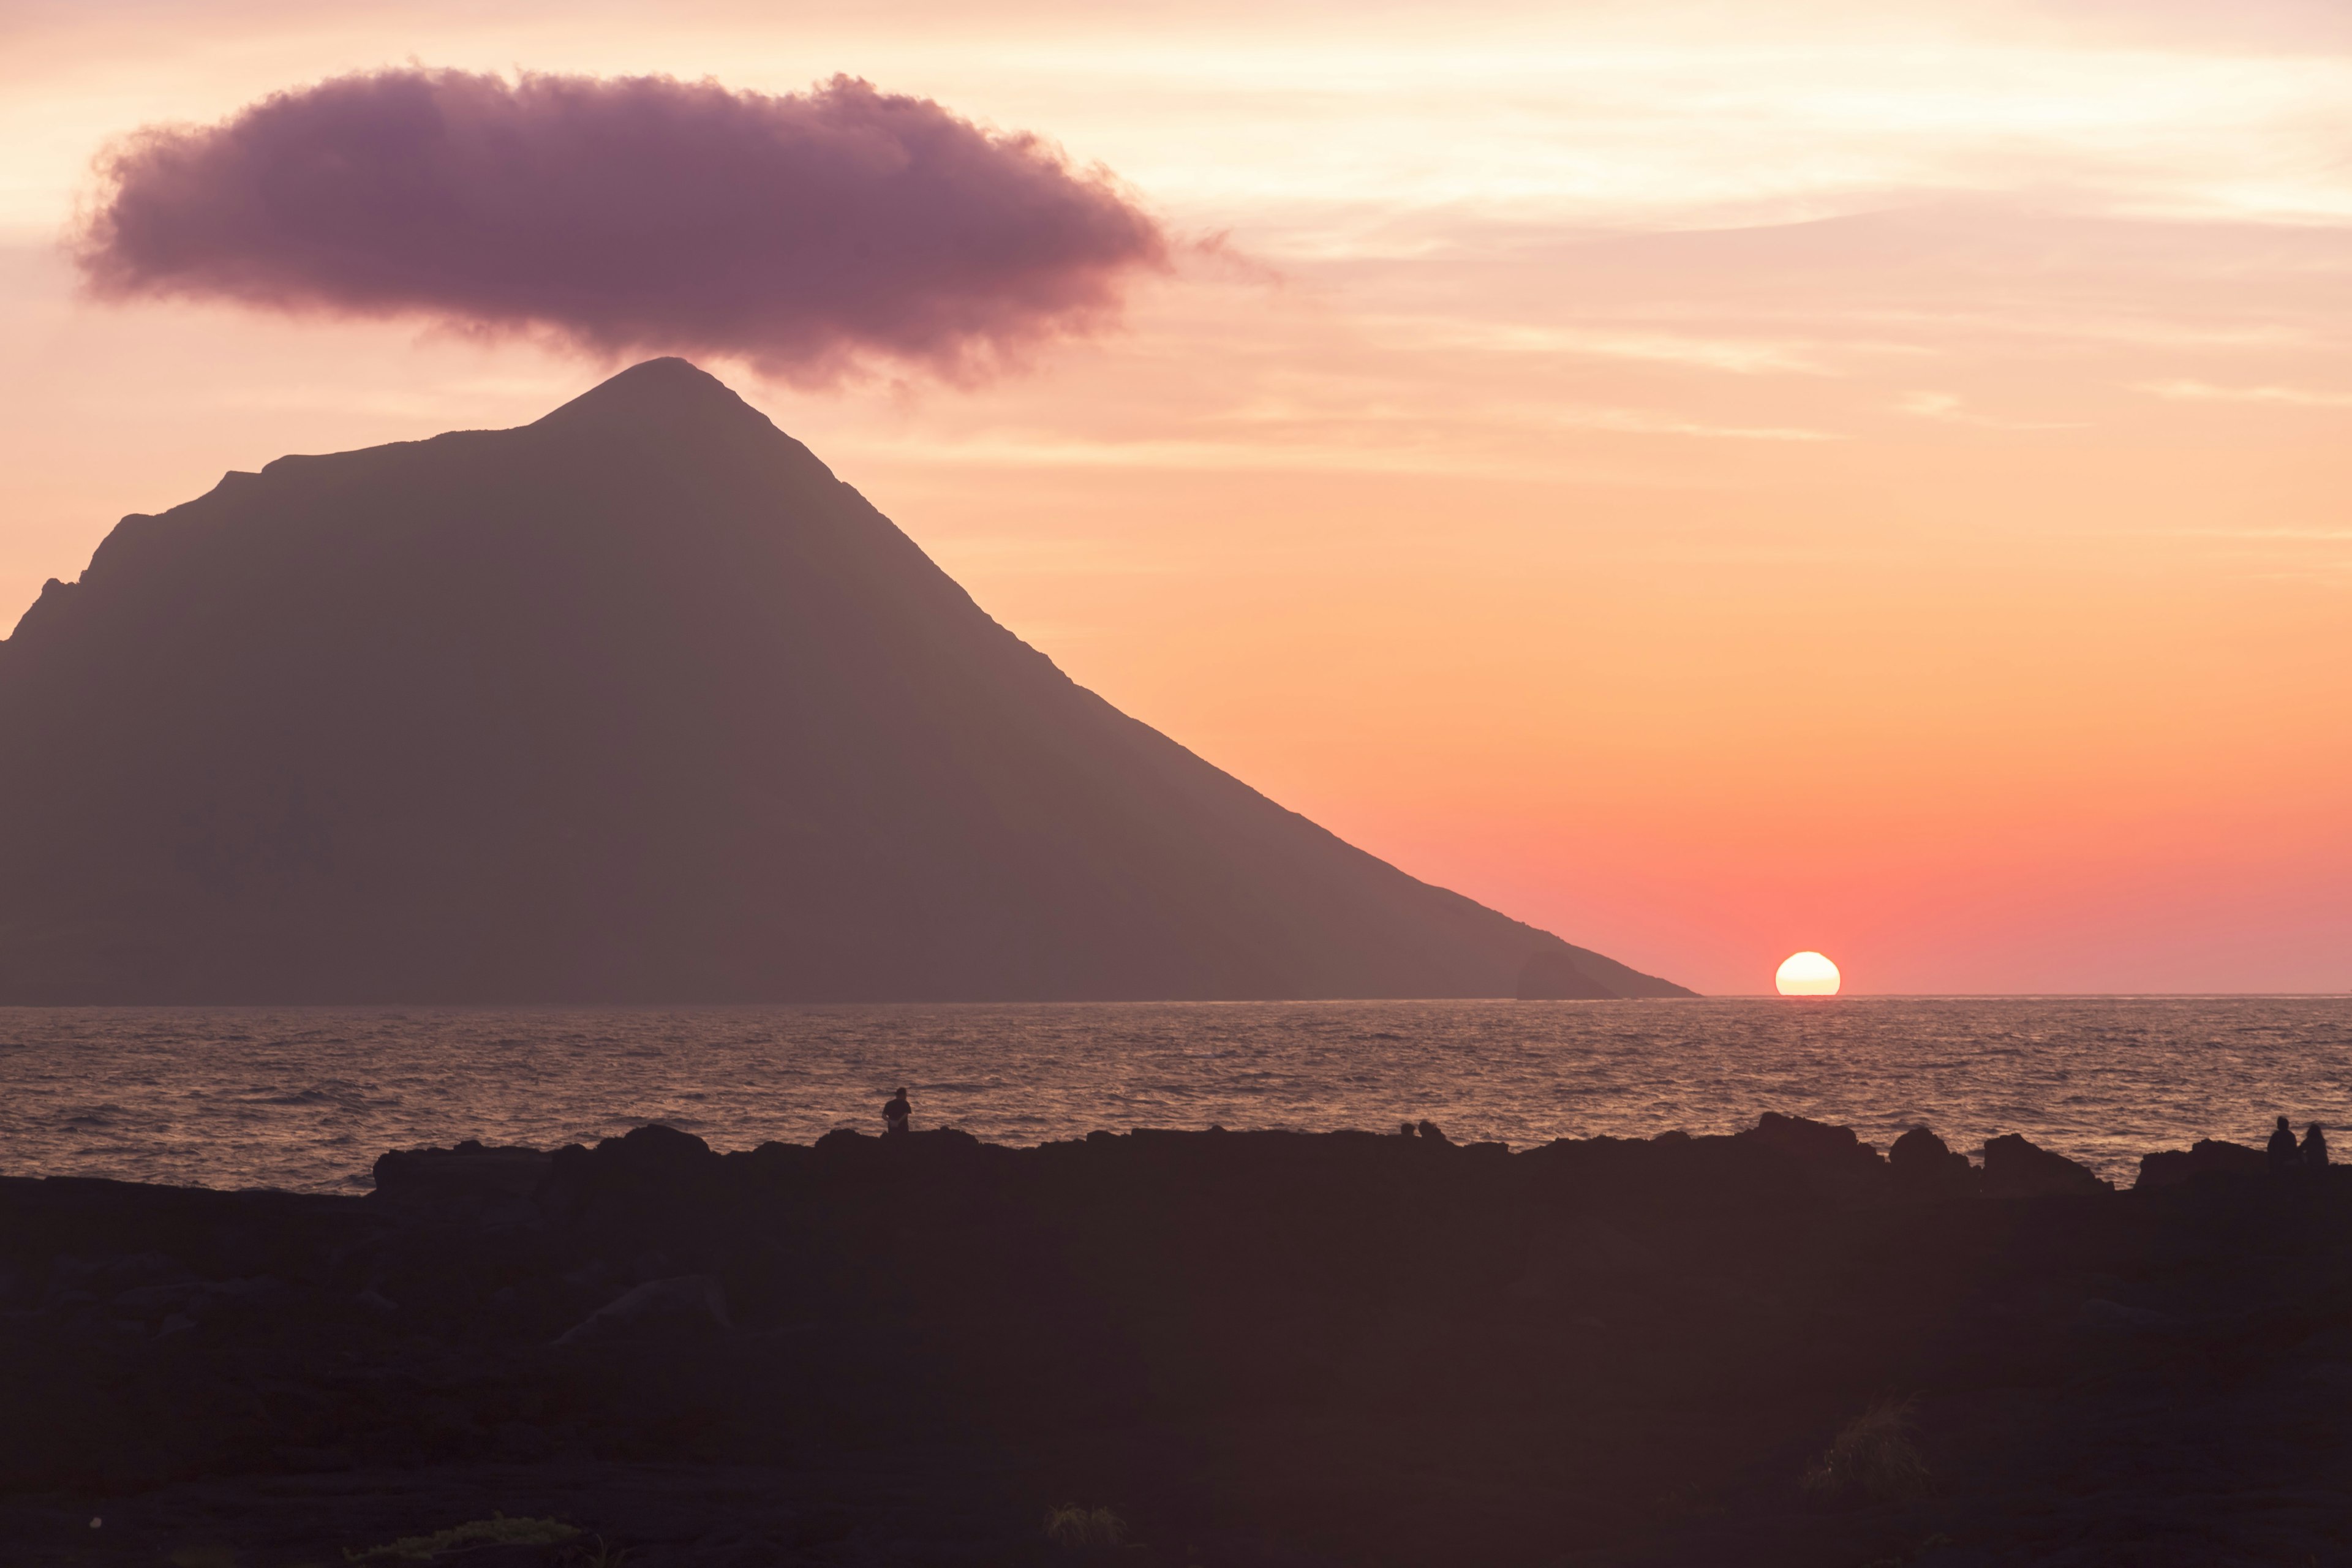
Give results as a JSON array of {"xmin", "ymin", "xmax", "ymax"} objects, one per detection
[{"xmin": 3, "ymin": 0, "xmax": 2347, "ymax": 993}]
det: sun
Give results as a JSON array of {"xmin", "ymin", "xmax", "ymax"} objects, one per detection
[{"xmin": 1775, "ymin": 951, "xmax": 1841, "ymax": 996}]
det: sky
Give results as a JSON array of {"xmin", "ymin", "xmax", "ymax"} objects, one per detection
[{"xmin": 2, "ymin": 0, "xmax": 2347, "ymax": 995}]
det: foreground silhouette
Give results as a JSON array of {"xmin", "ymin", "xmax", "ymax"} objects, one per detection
[
  {"xmin": 3, "ymin": 1115, "xmax": 2346, "ymax": 1565},
  {"xmin": 0, "ymin": 360, "xmax": 1686, "ymax": 1005}
]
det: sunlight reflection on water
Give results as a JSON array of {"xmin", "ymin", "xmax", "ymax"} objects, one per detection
[{"xmin": 0, "ymin": 997, "xmax": 2345, "ymax": 1191}]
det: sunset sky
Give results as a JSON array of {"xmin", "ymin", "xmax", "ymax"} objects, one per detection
[{"xmin": 4, "ymin": 0, "xmax": 2346, "ymax": 995}]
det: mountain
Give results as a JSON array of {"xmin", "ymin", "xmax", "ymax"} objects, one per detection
[{"xmin": 0, "ymin": 360, "xmax": 1691, "ymax": 1003}]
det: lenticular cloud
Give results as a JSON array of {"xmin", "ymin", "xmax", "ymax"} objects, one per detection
[{"xmin": 74, "ymin": 69, "xmax": 1168, "ymax": 382}]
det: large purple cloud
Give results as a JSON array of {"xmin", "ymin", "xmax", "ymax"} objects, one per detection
[{"xmin": 74, "ymin": 69, "xmax": 1169, "ymax": 382}]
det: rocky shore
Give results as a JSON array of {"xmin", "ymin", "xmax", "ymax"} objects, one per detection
[{"xmin": 5, "ymin": 1117, "xmax": 2349, "ymax": 1566}]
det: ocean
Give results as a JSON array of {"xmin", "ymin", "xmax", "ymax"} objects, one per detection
[{"xmin": 1, "ymin": 997, "xmax": 2344, "ymax": 1193}]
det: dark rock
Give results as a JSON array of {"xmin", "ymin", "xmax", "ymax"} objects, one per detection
[
  {"xmin": 1980, "ymin": 1134, "xmax": 2112, "ymax": 1199},
  {"xmin": 272, "ymin": 1444, "xmax": 354, "ymax": 1473},
  {"xmin": 1744, "ymin": 1112, "xmax": 1892, "ymax": 1206},
  {"xmin": 110, "ymin": 1281, "xmax": 204, "ymax": 1316},
  {"xmin": 552, "ymin": 1275, "xmax": 731, "ymax": 1348},
  {"xmin": 540, "ymin": 1125, "xmax": 728, "ymax": 1236},
  {"xmin": 6, "ymin": 1121, "xmax": 2351, "ymax": 1567},
  {"xmin": 495, "ymin": 1420, "xmax": 556, "ymax": 1462},
  {"xmin": 372, "ymin": 1142, "xmax": 554, "ymax": 1205},
  {"xmin": 1889, "ymin": 1125, "xmax": 1978, "ymax": 1200},
  {"xmin": 50, "ymin": 1252, "xmax": 181, "ymax": 1297},
  {"xmin": 2136, "ymin": 1138, "xmax": 2269, "ymax": 1189},
  {"xmin": 2074, "ymin": 1298, "xmax": 2185, "ymax": 1334}
]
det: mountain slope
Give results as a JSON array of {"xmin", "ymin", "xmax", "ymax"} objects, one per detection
[{"xmin": 0, "ymin": 359, "xmax": 1690, "ymax": 1003}]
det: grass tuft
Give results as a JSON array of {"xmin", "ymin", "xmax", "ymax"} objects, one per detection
[
  {"xmin": 1042, "ymin": 1504, "xmax": 1128, "ymax": 1550},
  {"xmin": 1802, "ymin": 1396, "xmax": 1931, "ymax": 1501}
]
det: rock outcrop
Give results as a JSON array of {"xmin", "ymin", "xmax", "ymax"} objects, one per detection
[
  {"xmin": 551, "ymin": 1273, "xmax": 731, "ymax": 1348},
  {"xmin": 1980, "ymin": 1133, "xmax": 2111, "ymax": 1199},
  {"xmin": 1890, "ymin": 1124, "xmax": 1980, "ymax": 1201},
  {"xmin": 2135, "ymin": 1137, "xmax": 2270, "ymax": 1189},
  {"xmin": 2, "ymin": 1116, "xmax": 2347, "ymax": 1567}
]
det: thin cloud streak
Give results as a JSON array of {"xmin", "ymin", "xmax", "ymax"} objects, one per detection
[
  {"xmin": 1553, "ymin": 409, "xmax": 1839, "ymax": 441},
  {"xmin": 1896, "ymin": 391, "xmax": 2083, "ymax": 429},
  {"xmin": 1363, "ymin": 317, "xmax": 1841, "ymax": 375},
  {"xmin": 2164, "ymin": 527, "xmax": 2352, "ymax": 540},
  {"xmin": 829, "ymin": 410, "xmax": 1831, "ymax": 480},
  {"xmin": 2136, "ymin": 379, "xmax": 2352, "ymax": 406}
]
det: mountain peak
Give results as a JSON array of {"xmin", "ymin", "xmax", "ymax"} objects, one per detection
[{"xmin": 534, "ymin": 357, "xmax": 763, "ymax": 432}]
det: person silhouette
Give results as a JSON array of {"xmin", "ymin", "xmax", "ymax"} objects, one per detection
[
  {"xmin": 883, "ymin": 1087, "xmax": 911, "ymax": 1137},
  {"xmin": 2266, "ymin": 1115, "xmax": 2299, "ymax": 1174},
  {"xmin": 2303, "ymin": 1123, "xmax": 2330, "ymax": 1170}
]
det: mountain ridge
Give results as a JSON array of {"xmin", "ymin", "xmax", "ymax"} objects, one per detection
[{"xmin": 0, "ymin": 358, "xmax": 1691, "ymax": 1003}]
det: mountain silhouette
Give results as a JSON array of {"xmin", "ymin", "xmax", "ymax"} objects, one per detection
[{"xmin": 0, "ymin": 360, "xmax": 1690, "ymax": 1003}]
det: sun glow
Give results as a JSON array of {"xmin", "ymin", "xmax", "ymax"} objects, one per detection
[{"xmin": 1775, "ymin": 951, "xmax": 1841, "ymax": 996}]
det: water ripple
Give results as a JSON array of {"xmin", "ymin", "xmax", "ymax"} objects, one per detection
[{"xmin": 0, "ymin": 998, "xmax": 2345, "ymax": 1191}]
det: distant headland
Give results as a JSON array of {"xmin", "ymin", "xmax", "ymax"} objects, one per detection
[{"xmin": 0, "ymin": 360, "xmax": 1687, "ymax": 1004}]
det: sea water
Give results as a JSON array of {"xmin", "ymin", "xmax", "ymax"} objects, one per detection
[{"xmin": 0, "ymin": 997, "xmax": 2344, "ymax": 1192}]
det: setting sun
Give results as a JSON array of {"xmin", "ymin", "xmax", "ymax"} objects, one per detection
[{"xmin": 1774, "ymin": 951, "xmax": 1841, "ymax": 996}]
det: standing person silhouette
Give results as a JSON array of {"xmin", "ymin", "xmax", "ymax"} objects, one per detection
[
  {"xmin": 883, "ymin": 1087, "xmax": 911, "ymax": 1137},
  {"xmin": 2266, "ymin": 1115, "xmax": 2299, "ymax": 1174},
  {"xmin": 2303, "ymin": 1123, "xmax": 2331, "ymax": 1169}
]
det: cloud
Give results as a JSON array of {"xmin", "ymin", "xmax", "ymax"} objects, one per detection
[
  {"xmin": 1367, "ymin": 318, "xmax": 1838, "ymax": 376},
  {"xmin": 72, "ymin": 69, "xmax": 1169, "ymax": 383},
  {"xmin": 1896, "ymin": 390, "xmax": 2078, "ymax": 429},
  {"xmin": 2136, "ymin": 380, "xmax": 2352, "ymax": 408},
  {"xmin": 1551, "ymin": 407, "xmax": 1838, "ymax": 442}
]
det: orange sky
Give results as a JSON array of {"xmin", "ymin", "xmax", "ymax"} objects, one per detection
[{"xmin": 3, "ymin": 0, "xmax": 2346, "ymax": 993}]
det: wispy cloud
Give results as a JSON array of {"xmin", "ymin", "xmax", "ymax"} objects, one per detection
[
  {"xmin": 1367, "ymin": 317, "xmax": 1837, "ymax": 375},
  {"xmin": 835, "ymin": 433, "xmax": 1540, "ymax": 477},
  {"xmin": 2165, "ymin": 527, "xmax": 2352, "ymax": 540},
  {"xmin": 1896, "ymin": 391, "xmax": 2078, "ymax": 429},
  {"xmin": 830, "ymin": 402, "xmax": 1834, "ymax": 479},
  {"xmin": 2136, "ymin": 379, "xmax": 2352, "ymax": 407},
  {"xmin": 924, "ymin": 537, "xmax": 1181, "ymax": 576},
  {"xmin": 1553, "ymin": 407, "xmax": 1838, "ymax": 441}
]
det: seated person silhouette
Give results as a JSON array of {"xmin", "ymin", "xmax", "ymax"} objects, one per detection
[
  {"xmin": 2267, "ymin": 1115, "xmax": 2299, "ymax": 1173},
  {"xmin": 883, "ymin": 1088, "xmax": 911, "ymax": 1137},
  {"xmin": 2304, "ymin": 1123, "xmax": 2330, "ymax": 1170}
]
